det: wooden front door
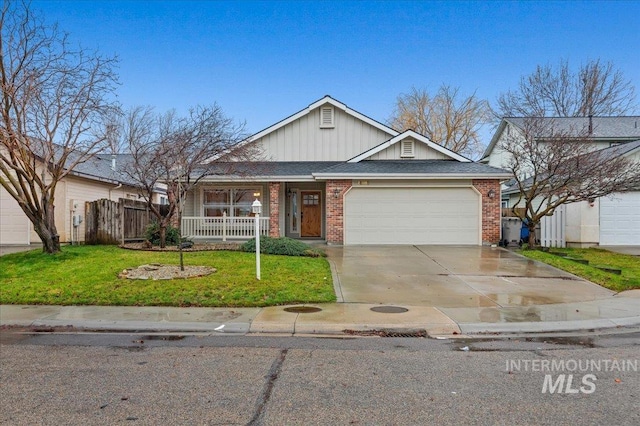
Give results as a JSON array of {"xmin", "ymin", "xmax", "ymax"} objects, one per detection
[{"xmin": 301, "ymin": 191, "xmax": 322, "ymax": 237}]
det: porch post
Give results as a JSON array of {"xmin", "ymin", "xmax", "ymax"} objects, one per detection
[
  {"xmin": 268, "ymin": 182, "xmax": 280, "ymax": 237},
  {"xmin": 326, "ymin": 180, "xmax": 351, "ymax": 245}
]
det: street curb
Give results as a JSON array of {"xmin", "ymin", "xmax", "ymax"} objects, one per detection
[
  {"xmin": 457, "ymin": 316, "xmax": 640, "ymax": 335},
  {"xmin": 1, "ymin": 319, "xmax": 251, "ymax": 334}
]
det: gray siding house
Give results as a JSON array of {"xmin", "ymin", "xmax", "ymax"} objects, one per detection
[{"xmin": 183, "ymin": 96, "xmax": 510, "ymax": 245}]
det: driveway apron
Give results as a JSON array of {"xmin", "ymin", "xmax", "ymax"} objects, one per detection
[{"xmin": 325, "ymin": 245, "xmax": 614, "ymax": 310}]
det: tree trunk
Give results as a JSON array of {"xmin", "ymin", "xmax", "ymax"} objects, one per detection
[
  {"xmin": 31, "ymin": 205, "xmax": 61, "ymax": 254},
  {"xmin": 158, "ymin": 224, "xmax": 167, "ymax": 249},
  {"xmin": 528, "ymin": 223, "xmax": 537, "ymax": 248}
]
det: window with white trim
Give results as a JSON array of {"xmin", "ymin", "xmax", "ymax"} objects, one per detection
[
  {"xmin": 320, "ymin": 106, "xmax": 334, "ymax": 128},
  {"xmin": 203, "ymin": 188, "xmax": 261, "ymax": 217},
  {"xmin": 400, "ymin": 138, "xmax": 415, "ymax": 158}
]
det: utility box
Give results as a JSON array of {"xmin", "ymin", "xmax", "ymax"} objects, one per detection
[
  {"xmin": 71, "ymin": 199, "xmax": 81, "ymax": 213},
  {"xmin": 73, "ymin": 214, "xmax": 83, "ymax": 227}
]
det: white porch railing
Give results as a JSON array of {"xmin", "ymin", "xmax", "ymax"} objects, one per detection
[{"xmin": 182, "ymin": 214, "xmax": 270, "ymax": 241}]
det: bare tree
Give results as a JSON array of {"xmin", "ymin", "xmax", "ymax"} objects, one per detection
[
  {"xmin": 496, "ymin": 59, "xmax": 637, "ymax": 118},
  {"xmin": 0, "ymin": 1, "xmax": 118, "ymax": 253},
  {"xmin": 389, "ymin": 85, "xmax": 489, "ymax": 158},
  {"xmin": 118, "ymin": 105, "xmax": 251, "ymax": 259},
  {"xmin": 502, "ymin": 118, "xmax": 640, "ymax": 247}
]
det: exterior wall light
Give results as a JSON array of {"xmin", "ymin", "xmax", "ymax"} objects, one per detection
[
  {"xmin": 333, "ymin": 188, "xmax": 341, "ymax": 198},
  {"xmin": 487, "ymin": 189, "xmax": 496, "ymax": 199}
]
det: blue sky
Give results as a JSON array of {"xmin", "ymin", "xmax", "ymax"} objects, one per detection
[{"xmin": 33, "ymin": 0, "xmax": 640, "ymax": 137}]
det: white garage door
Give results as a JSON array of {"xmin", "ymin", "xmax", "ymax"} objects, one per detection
[
  {"xmin": 600, "ymin": 192, "xmax": 640, "ymax": 245},
  {"xmin": 344, "ymin": 187, "xmax": 480, "ymax": 245},
  {"xmin": 0, "ymin": 186, "xmax": 30, "ymax": 245}
]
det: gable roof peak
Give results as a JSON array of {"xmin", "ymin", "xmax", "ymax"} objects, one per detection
[
  {"xmin": 248, "ymin": 95, "xmax": 397, "ymax": 142},
  {"xmin": 348, "ymin": 129, "xmax": 471, "ymax": 163}
]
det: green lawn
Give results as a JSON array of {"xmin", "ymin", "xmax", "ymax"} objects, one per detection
[
  {"xmin": 520, "ymin": 248, "xmax": 640, "ymax": 292},
  {"xmin": 0, "ymin": 245, "xmax": 336, "ymax": 307}
]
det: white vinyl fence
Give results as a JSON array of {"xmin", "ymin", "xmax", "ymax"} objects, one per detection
[{"xmin": 540, "ymin": 204, "xmax": 566, "ymax": 248}]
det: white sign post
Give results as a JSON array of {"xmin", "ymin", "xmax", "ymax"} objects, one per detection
[{"xmin": 251, "ymin": 199, "xmax": 262, "ymax": 280}]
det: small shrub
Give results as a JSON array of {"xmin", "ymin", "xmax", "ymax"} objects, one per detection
[
  {"xmin": 144, "ymin": 222, "xmax": 181, "ymax": 246},
  {"xmin": 241, "ymin": 236, "xmax": 325, "ymax": 257}
]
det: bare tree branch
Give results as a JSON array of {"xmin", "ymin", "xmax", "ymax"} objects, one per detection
[
  {"xmin": 115, "ymin": 104, "xmax": 252, "ymax": 250},
  {"xmin": 500, "ymin": 118, "xmax": 640, "ymax": 246},
  {"xmin": 1, "ymin": 0, "xmax": 119, "ymax": 253},
  {"xmin": 389, "ymin": 85, "xmax": 489, "ymax": 159},
  {"xmin": 496, "ymin": 59, "xmax": 637, "ymax": 118}
]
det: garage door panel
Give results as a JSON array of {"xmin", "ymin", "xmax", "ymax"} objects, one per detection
[
  {"xmin": 0, "ymin": 186, "xmax": 30, "ymax": 244},
  {"xmin": 600, "ymin": 192, "xmax": 640, "ymax": 245},
  {"xmin": 344, "ymin": 187, "xmax": 480, "ymax": 245}
]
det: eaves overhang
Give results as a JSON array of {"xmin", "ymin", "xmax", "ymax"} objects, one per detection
[{"xmin": 312, "ymin": 172, "xmax": 513, "ymax": 181}]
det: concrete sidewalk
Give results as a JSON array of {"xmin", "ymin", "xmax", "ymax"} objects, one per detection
[
  {"xmin": 2, "ymin": 290, "xmax": 639, "ymax": 336},
  {"xmin": 2, "ymin": 244, "xmax": 639, "ymax": 336}
]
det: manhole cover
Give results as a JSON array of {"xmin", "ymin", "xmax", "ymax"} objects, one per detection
[
  {"xmin": 370, "ymin": 306, "xmax": 408, "ymax": 314},
  {"xmin": 283, "ymin": 306, "xmax": 322, "ymax": 313}
]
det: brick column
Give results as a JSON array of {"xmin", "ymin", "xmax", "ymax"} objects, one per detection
[
  {"xmin": 268, "ymin": 182, "xmax": 280, "ymax": 237},
  {"xmin": 325, "ymin": 180, "xmax": 352, "ymax": 245},
  {"xmin": 473, "ymin": 179, "xmax": 501, "ymax": 244}
]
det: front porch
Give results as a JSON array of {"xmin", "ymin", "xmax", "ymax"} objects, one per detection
[{"xmin": 181, "ymin": 180, "xmax": 350, "ymax": 243}]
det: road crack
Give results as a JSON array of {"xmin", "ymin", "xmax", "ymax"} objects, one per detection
[{"xmin": 247, "ymin": 348, "xmax": 288, "ymax": 425}]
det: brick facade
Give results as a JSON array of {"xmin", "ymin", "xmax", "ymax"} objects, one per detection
[
  {"xmin": 472, "ymin": 179, "xmax": 501, "ymax": 244},
  {"xmin": 268, "ymin": 182, "xmax": 280, "ymax": 237},
  {"xmin": 325, "ymin": 180, "xmax": 352, "ymax": 244}
]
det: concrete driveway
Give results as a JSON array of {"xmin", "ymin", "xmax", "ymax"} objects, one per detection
[{"xmin": 325, "ymin": 245, "xmax": 614, "ymax": 310}]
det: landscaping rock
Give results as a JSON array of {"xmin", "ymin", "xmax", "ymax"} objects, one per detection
[{"xmin": 120, "ymin": 265, "xmax": 216, "ymax": 280}]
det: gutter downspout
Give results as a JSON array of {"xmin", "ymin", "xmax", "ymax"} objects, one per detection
[{"xmin": 109, "ymin": 183, "xmax": 122, "ymax": 200}]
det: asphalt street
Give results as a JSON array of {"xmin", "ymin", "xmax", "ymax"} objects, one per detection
[{"xmin": 1, "ymin": 331, "xmax": 638, "ymax": 425}]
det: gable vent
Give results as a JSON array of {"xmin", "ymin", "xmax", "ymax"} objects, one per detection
[
  {"xmin": 320, "ymin": 106, "xmax": 335, "ymax": 128},
  {"xmin": 400, "ymin": 138, "xmax": 415, "ymax": 158}
]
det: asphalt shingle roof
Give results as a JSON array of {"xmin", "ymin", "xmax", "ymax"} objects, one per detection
[
  {"xmin": 317, "ymin": 160, "xmax": 508, "ymax": 175},
  {"xmin": 200, "ymin": 162, "xmax": 343, "ymax": 177},
  {"xmin": 71, "ymin": 153, "xmax": 138, "ymax": 185},
  {"xmin": 198, "ymin": 160, "xmax": 510, "ymax": 178},
  {"xmin": 505, "ymin": 116, "xmax": 640, "ymax": 139}
]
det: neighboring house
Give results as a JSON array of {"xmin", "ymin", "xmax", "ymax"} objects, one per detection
[
  {"xmin": 482, "ymin": 116, "xmax": 640, "ymax": 247},
  {"xmin": 182, "ymin": 96, "xmax": 510, "ymax": 245},
  {"xmin": 0, "ymin": 153, "xmax": 164, "ymax": 245}
]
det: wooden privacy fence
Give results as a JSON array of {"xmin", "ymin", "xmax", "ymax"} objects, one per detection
[{"xmin": 85, "ymin": 198, "xmax": 169, "ymax": 245}]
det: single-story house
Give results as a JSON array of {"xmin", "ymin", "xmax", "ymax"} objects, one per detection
[
  {"xmin": 481, "ymin": 116, "xmax": 640, "ymax": 247},
  {"xmin": 0, "ymin": 153, "xmax": 165, "ymax": 245},
  {"xmin": 182, "ymin": 96, "xmax": 510, "ymax": 245}
]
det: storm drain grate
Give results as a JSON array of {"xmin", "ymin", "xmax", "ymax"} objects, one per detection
[
  {"xmin": 283, "ymin": 306, "xmax": 322, "ymax": 313},
  {"xmin": 343, "ymin": 329, "xmax": 428, "ymax": 338},
  {"xmin": 370, "ymin": 306, "xmax": 409, "ymax": 314}
]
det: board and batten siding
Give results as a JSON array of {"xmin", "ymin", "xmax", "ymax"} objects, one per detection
[
  {"xmin": 367, "ymin": 139, "xmax": 449, "ymax": 160},
  {"xmin": 253, "ymin": 106, "xmax": 394, "ymax": 161}
]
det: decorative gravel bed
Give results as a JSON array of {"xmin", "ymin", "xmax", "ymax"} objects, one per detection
[
  {"xmin": 119, "ymin": 263, "xmax": 216, "ymax": 280},
  {"xmin": 120, "ymin": 242, "xmax": 242, "ymax": 252}
]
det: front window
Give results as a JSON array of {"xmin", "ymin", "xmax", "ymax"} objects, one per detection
[{"xmin": 203, "ymin": 188, "xmax": 261, "ymax": 217}]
